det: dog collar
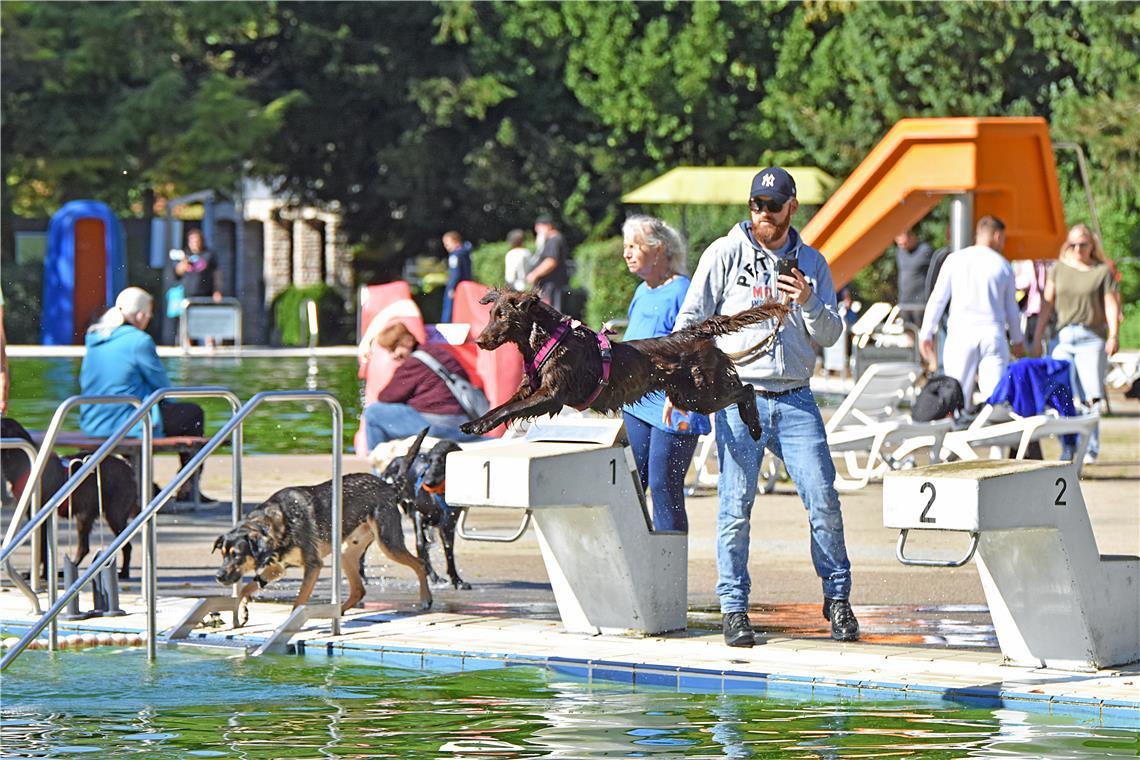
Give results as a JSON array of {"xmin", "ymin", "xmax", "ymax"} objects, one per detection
[
  {"xmin": 524, "ymin": 319, "xmax": 573, "ymax": 389},
  {"xmin": 574, "ymin": 329, "xmax": 613, "ymax": 411},
  {"xmin": 255, "ymin": 574, "xmax": 269, "ymax": 589}
]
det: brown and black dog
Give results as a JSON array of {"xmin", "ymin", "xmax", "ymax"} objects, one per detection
[
  {"xmin": 1, "ymin": 417, "xmax": 140, "ymax": 579},
  {"xmin": 213, "ymin": 431, "xmax": 431, "ymax": 625},
  {"xmin": 382, "ymin": 438, "xmax": 469, "ymax": 590},
  {"xmin": 461, "ymin": 290, "xmax": 787, "ymax": 438}
]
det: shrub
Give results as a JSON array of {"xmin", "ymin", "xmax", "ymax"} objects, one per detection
[
  {"xmin": 571, "ymin": 236, "xmax": 638, "ymax": 328},
  {"xmin": 272, "ymin": 284, "xmax": 350, "ymax": 346},
  {"xmin": 1121, "ymin": 301, "xmax": 1140, "ymax": 350},
  {"xmin": 471, "ymin": 240, "xmax": 511, "ymax": 288}
]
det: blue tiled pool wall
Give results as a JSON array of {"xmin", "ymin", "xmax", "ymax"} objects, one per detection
[{"xmin": 4, "ymin": 621, "xmax": 1136, "ymax": 728}]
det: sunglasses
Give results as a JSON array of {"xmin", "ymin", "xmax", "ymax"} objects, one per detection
[{"xmin": 749, "ymin": 197, "xmax": 785, "ymax": 214}]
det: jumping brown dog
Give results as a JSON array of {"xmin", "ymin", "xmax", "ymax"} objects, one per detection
[
  {"xmin": 461, "ymin": 290, "xmax": 787, "ymax": 438},
  {"xmin": 213, "ymin": 432, "xmax": 431, "ymax": 625}
]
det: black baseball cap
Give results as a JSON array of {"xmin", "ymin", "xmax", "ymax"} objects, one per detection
[
  {"xmin": 750, "ymin": 167, "xmax": 797, "ymax": 204},
  {"xmin": 534, "ymin": 214, "xmax": 554, "ymax": 225}
]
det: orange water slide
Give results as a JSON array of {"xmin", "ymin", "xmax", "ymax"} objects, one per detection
[{"xmin": 801, "ymin": 117, "xmax": 1068, "ymax": 288}]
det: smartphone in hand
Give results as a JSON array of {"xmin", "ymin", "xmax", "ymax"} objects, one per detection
[{"xmin": 776, "ymin": 255, "xmax": 799, "ymax": 278}]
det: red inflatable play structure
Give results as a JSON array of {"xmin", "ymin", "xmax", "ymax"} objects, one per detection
[{"xmin": 354, "ymin": 281, "xmax": 523, "ymax": 454}]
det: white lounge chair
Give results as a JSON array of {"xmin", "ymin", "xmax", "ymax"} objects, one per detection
[
  {"xmin": 825, "ymin": 362, "xmax": 953, "ymax": 490},
  {"xmin": 889, "ymin": 402, "xmax": 1100, "ymax": 474}
]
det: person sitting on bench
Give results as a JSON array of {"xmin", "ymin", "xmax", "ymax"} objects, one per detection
[{"xmin": 79, "ymin": 286, "xmax": 214, "ymax": 503}]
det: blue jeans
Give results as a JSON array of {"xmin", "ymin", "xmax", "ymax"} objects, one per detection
[
  {"xmin": 1052, "ymin": 324, "xmax": 1106, "ymax": 458},
  {"xmin": 363, "ymin": 402, "xmax": 481, "ymax": 450},
  {"xmin": 623, "ymin": 412, "xmax": 699, "ymax": 532},
  {"xmin": 714, "ymin": 387, "xmax": 852, "ymax": 613}
]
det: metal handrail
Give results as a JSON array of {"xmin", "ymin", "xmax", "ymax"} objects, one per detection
[
  {"xmin": 1, "ymin": 387, "xmax": 242, "ymax": 663},
  {"xmin": 0, "ymin": 389, "xmax": 342, "ymax": 671},
  {"xmin": 0, "ymin": 439, "xmax": 49, "ymax": 619}
]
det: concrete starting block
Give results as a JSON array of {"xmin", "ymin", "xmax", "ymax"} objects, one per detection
[
  {"xmin": 885, "ymin": 459, "xmax": 1138, "ymax": 671},
  {"xmin": 446, "ymin": 418, "xmax": 687, "ymax": 636}
]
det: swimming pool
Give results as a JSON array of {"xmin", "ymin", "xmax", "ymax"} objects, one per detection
[
  {"xmin": 1, "ymin": 646, "xmax": 1133, "ymax": 758},
  {"xmin": 6, "ymin": 355, "xmax": 363, "ymax": 454}
]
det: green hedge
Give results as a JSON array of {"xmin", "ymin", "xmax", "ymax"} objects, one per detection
[
  {"xmin": 470, "ymin": 240, "xmax": 511, "ymax": 289},
  {"xmin": 571, "ymin": 236, "xmax": 638, "ymax": 329},
  {"xmin": 1121, "ymin": 301, "xmax": 1140, "ymax": 350},
  {"xmin": 271, "ymin": 284, "xmax": 350, "ymax": 346}
]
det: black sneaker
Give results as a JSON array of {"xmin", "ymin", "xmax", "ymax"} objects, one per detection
[
  {"xmin": 823, "ymin": 598, "xmax": 860, "ymax": 642},
  {"xmin": 722, "ymin": 611, "xmax": 756, "ymax": 648}
]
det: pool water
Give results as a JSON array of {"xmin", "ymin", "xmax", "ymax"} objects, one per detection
[
  {"xmin": 7, "ymin": 356, "xmax": 363, "ymax": 454},
  {"xmin": 0, "ymin": 647, "xmax": 1134, "ymax": 758}
]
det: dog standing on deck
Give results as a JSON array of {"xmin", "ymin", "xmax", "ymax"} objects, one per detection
[
  {"xmin": 461, "ymin": 289, "xmax": 787, "ymax": 437},
  {"xmin": 1, "ymin": 417, "xmax": 139, "ymax": 579},
  {"xmin": 382, "ymin": 438, "xmax": 469, "ymax": 590},
  {"xmin": 213, "ymin": 432, "xmax": 431, "ymax": 625}
]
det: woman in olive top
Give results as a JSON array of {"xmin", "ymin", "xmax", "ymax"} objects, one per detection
[{"xmin": 1032, "ymin": 224, "xmax": 1120, "ymax": 463}]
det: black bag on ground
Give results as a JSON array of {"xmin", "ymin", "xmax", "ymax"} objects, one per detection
[{"xmin": 912, "ymin": 375, "xmax": 965, "ymax": 422}]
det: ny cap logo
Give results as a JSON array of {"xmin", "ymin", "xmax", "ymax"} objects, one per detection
[{"xmin": 761, "ymin": 173, "xmax": 775, "ymax": 188}]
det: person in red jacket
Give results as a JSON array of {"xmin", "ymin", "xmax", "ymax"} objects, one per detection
[{"xmin": 362, "ymin": 322, "xmax": 482, "ymax": 449}]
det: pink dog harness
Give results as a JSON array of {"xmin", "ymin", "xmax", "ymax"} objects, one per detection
[{"xmin": 524, "ymin": 319, "xmax": 613, "ymax": 411}]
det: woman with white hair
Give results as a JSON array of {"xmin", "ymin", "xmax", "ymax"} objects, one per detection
[
  {"xmin": 80, "ymin": 287, "xmax": 211, "ymax": 501},
  {"xmin": 619, "ymin": 215, "xmax": 709, "ymax": 532}
]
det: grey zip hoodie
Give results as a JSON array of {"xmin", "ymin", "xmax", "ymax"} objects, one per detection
[{"xmin": 675, "ymin": 223, "xmax": 842, "ymax": 392}]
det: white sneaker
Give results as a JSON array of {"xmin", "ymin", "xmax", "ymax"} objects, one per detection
[{"xmin": 1083, "ymin": 452, "xmax": 1097, "ymax": 465}]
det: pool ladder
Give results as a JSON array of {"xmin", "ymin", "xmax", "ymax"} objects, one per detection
[{"xmin": 1, "ymin": 389, "xmax": 346, "ymax": 670}]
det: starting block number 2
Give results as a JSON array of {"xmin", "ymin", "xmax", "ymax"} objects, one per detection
[{"xmin": 914, "ymin": 476, "xmax": 1069, "ymax": 525}]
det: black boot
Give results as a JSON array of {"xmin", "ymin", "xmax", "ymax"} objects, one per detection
[
  {"xmin": 823, "ymin": 598, "xmax": 860, "ymax": 642},
  {"xmin": 722, "ymin": 611, "xmax": 756, "ymax": 647}
]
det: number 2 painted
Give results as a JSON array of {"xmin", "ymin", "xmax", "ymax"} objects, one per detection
[
  {"xmin": 919, "ymin": 481, "xmax": 936, "ymax": 524},
  {"xmin": 1054, "ymin": 477, "xmax": 1067, "ymax": 507}
]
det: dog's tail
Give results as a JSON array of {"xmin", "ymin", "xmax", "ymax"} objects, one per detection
[{"xmin": 676, "ymin": 302, "xmax": 789, "ymax": 341}]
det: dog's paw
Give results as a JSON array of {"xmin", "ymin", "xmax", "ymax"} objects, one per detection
[
  {"xmin": 237, "ymin": 599, "xmax": 250, "ymax": 628},
  {"xmin": 454, "ymin": 580, "xmax": 472, "ymax": 591},
  {"xmin": 459, "ymin": 421, "xmax": 481, "ymax": 435}
]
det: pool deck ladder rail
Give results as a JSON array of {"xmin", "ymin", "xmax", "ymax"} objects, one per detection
[
  {"xmin": 0, "ymin": 388, "xmax": 347, "ymax": 670},
  {"xmin": 884, "ymin": 459, "xmax": 1139, "ymax": 671}
]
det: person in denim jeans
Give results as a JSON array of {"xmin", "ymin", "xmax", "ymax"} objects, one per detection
[
  {"xmin": 672, "ymin": 167, "xmax": 858, "ymax": 646},
  {"xmin": 1031, "ymin": 224, "xmax": 1121, "ymax": 464}
]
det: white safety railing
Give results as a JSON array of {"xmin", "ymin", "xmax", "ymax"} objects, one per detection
[
  {"xmin": 1, "ymin": 388, "xmax": 242, "ymax": 658},
  {"xmin": 1, "ymin": 388, "xmax": 343, "ymax": 670}
]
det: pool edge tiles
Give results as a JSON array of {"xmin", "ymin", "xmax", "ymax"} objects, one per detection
[{"xmin": 2, "ymin": 596, "xmax": 1138, "ymax": 728}]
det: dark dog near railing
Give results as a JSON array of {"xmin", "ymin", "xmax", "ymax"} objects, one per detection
[
  {"xmin": 1, "ymin": 417, "xmax": 139, "ymax": 579},
  {"xmin": 213, "ymin": 430, "xmax": 432, "ymax": 626},
  {"xmin": 382, "ymin": 437, "xmax": 469, "ymax": 590},
  {"xmin": 461, "ymin": 290, "xmax": 787, "ymax": 438}
]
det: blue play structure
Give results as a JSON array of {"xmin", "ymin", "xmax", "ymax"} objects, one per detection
[{"xmin": 41, "ymin": 200, "xmax": 126, "ymax": 345}]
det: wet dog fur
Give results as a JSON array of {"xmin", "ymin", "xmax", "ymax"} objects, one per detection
[
  {"xmin": 1, "ymin": 417, "xmax": 139, "ymax": 579},
  {"xmin": 461, "ymin": 290, "xmax": 787, "ymax": 437},
  {"xmin": 382, "ymin": 438, "xmax": 469, "ymax": 590},
  {"xmin": 213, "ymin": 432, "xmax": 431, "ymax": 625}
]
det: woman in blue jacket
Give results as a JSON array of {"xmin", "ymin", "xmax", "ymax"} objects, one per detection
[
  {"xmin": 80, "ymin": 287, "xmax": 210, "ymax": 502},
  {"xmin": 620, "ymin": 216, "xmax": 709, "ymax": 532}
]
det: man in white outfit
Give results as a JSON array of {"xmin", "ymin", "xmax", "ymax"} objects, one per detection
[{"xmin": 919, "ymin": 215, "xmax": 1025, "ymax": 402}]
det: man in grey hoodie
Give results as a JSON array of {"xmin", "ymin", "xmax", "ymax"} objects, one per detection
[{"xmin": 673, "ymin": 167, "xmax": 858, "ymax": 646}]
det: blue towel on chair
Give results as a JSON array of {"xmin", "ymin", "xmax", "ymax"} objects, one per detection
[{"xmin": 987, "ymin": 358, "xmax": 1078, "ymax": 448}]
